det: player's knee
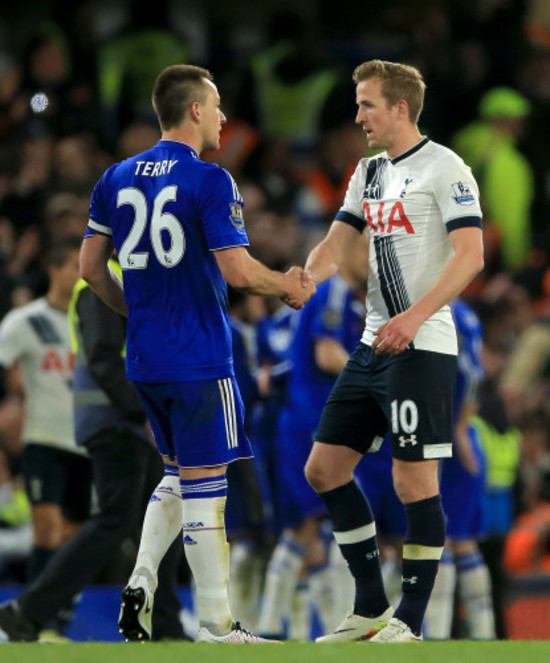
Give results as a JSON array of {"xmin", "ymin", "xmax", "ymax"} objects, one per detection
[
  {"xmin": 304, "ymin": 457, "xmax": 330, "ymax": 493},
  {"xmin": 32, "ymin": 507, "xmax": 65, "ymax": 548}
]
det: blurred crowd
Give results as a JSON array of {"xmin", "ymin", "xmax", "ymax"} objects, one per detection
[{"xmin": 0, "ymin": 0, "xmax": 550, "ymax": 638}]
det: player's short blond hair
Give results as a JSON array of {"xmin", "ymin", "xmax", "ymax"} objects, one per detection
[{"xmin": 353, "ymin": 60, "xmax": 426, "ymax": 124}]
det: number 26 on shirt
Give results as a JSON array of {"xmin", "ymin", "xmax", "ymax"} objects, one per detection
[{"xmin": 117, "ymin": 186, "xmax": 185, "ymax": 269}]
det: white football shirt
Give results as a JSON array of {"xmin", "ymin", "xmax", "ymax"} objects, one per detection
[
  {"xmin": 0, "ymin": 298, "xmax": 84, "ymax": 455},
  {"xmin": 336, "ymin": 137, "xmax": 482, "ymax": 356}
]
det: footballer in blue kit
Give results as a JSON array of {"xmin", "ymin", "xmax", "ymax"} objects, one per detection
[
  {"xmin": 424, "ymin": 299, "xmax": 495, "ymax": 640},
  {"xmin": 278, "ymin": 276, "xmax": 365, "ymax": 526},
  {"xmin": 257, "ymin": 235, "xmax": 368, "ymax": 638},
  {"xmin": 442, "ymin": 299, "xmax": 487, "ymax": 543},
  {"xmin": 86, "ymin": 138, "xmax": 253, "ymax": 468},
  {"xmin": 80, "ymin": 64, "xmax": 315, "ymax": 644}
]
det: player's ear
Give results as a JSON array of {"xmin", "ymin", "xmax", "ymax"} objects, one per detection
[
  {"xmin": 189, "ymin": 101, "xmax": 201, "ymax": 123},
  {"xmin": 396, "ymin": 99, "xmax": 409, "ymax": 119}
]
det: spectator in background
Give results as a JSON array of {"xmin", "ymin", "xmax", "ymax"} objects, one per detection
[
  {"xmin": 234, "ymin": 11, "xmax": 345, "ymax": 155},
  {"xmin": 96, "ymin": 0, "xmax": 190, "ymax": 148},
  {"xmin": 453, "ymin": 87, "xmax": 534, "ymax": 275}
]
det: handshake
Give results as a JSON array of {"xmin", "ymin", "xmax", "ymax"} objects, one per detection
[{"xmin": 281, "ymin": 266, "xmax": 316, "ymax": 310}]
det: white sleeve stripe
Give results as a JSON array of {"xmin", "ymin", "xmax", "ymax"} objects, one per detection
[{"xmin": 88, "ymin": 219, "xmax": 113, "ymax": 236}]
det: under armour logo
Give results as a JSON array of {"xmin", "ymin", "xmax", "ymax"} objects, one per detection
[
  {"xmin": 398, "ymin": 434, "xmax": 418, "ymax": 447},
  {"xmin": 402, "ymin": 576, "xmax": 418, "ymax": 584}
]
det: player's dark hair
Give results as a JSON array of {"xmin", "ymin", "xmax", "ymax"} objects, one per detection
[
  {"xmin": 152, "ymin": 64, "xmax": 214, "ymax": 130},
  {"xmin": 45, "ymin": 235, "xmax": 82, "ymax": 267},
  {"xmin": 353, "ymin": 60, "xmax": 426, "ymax": 124}
]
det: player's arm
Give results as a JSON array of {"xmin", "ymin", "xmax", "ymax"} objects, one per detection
[
  {"xmin": 214, "ymin": 246, "xmax": 315, "ymax": 310},
  {"xmin": 304, "ymin": 221, "xmax": 360, "ymax": 286},
  {"xmin": 315, "ymin": 337, "xmax": 349, "ymax": 375},
  {"xmin": 454, "ymin": 400, "xmax": 480, "ymax": 475},
  {"xmin": 80, "ymin": 233, "xmax": 128, "ymax": 317},
  {"xmin": 373, "ymin": 226, "xmax": 484, "ymax": 354}
]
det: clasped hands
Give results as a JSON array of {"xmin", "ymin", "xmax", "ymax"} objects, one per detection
[{"xmin": 281, "ymin": 266, "xmax": 316, "ymax": 310}]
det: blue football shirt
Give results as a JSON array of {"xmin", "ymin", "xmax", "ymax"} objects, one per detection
[
  {"xmin": 451, "ymin": 298, "xmax": 484, "ymax": 421},
  {"xmin": 287, "ymin": 275, "xmax": 365, "ymax": 425},
  {"xmin": 86, "ymin": 140, "xmax": 249, "ymax": 382}
]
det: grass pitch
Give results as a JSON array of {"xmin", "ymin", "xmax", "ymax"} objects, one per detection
[{"xmin": 2, "ymin": 640, "xmax": 550, "ymax": 663}]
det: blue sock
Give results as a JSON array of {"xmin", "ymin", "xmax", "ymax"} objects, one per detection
[
  {"xmin": 319, "ymin": 480, "xmax": 389, "ymax": 618},
  {"xmin": 394, "ymin": 495, "xmax": 445, "ymax": 636}
]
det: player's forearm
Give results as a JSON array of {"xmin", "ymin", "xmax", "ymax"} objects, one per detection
[
  {"xmin": 408, "ymin": 249, "xmax": 483, "ymax": 325},
  {"xmin": 304, "ymin": 240, "xmax": 341, "ymax": 286},
  {"xmin": 315, "ymin": 339, "xmax": 349, "ymax": 375},
  {"xmin": 84, "ymin": 267, "xmax": 128, "ymax": 317},
  {"xmin": 230, "ymin": 256, "xmax": 291, "ymax": 297}
]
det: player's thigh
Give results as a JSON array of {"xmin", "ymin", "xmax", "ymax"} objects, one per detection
[
  {"xmin": 315, "ymin": 344, "xmax": 389, "ymax": 455},
  {"xmin": 387, "ymin": 349, "xmax": 457, "ymax": 462},
  {"xmin": 22, "ymin": 443, "xmax": 86, "ymax": 515}
]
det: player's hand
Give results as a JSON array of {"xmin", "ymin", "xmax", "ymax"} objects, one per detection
[
  {"xmin": 281, "ymin": 267, "xmax": 316, "ymax": 310},
  {"xmin": 372, "ymin": 310, "xmax": 423, "ymax": 355}
]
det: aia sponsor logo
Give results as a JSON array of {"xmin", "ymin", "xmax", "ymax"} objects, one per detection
[{"xmin": 363, "ymin": 201, "xmax": 415, "ymax": 234}]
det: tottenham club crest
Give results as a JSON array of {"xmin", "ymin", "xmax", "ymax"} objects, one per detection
[
  {"xmin": 229, "ymin": 202, "xmax": 245, "ymax": 229},
  {"xmin": 451, "ymin": 181, "xmax": 475, "ymax": 206}
]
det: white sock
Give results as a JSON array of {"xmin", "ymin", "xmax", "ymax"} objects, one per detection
[
  {"xmin": 228, "ymin": 541, "xmax": 264, "ymax": 631},
  {"xmin": 183, "ymin": 494, "xmax": 232, "ymax": 635},
  {"xmin": 289, "ymin": 581, "xmax": 311, "ymax": 641},
  {"xmin": 381, "ymin": 556, "xmax": 403, "ymax": 608},
  {"xmin": 456, "ymin": 551, "xmax": 496, "ymax": 640},
  {"xmin": 424, "ymin": 550, "xmax": 456, "ymax": 640},
  {"xmin": 132, "ymin": 471, "xmax": 182, "ymax": 591},
  {"xmin": 257, "ymin": 536, "xmax": 306, "ymax": 635},
  {"xmin": 308, "ymin": 564, "xmax": 334, "ymax": 636},
  {"xmin": 328, "ymin": 539, "xmax": 354, "ymax": 628}
]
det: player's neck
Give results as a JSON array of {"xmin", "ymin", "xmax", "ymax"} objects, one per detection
[
  {"xmin": 47, "ymin": 290, "xmax": 70, "ymax": 313},
  {"xmin": 386, "ymin": 127, "xmax": 423, "ymax": 159},
  {"xmin": 161, "ymin": 129, "xmax": 201, "ymax": 155}
]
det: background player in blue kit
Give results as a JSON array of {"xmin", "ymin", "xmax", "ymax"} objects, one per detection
[
  {"xmin": 78, "ymin": 64, "xmax": 315, "ymax": 644},
  {"xmin": 257, "ymin": 236, "xmax": 368, "ymax": 638},
  {"xmin": 424, "ymin": 299, "xmax": 495, "ymax": 640}
]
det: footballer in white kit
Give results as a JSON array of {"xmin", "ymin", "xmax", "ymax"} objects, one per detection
[
  {"xmin": 0, "ymin": 295, "xmax": 90, "ymax": 524},
  {"xmin": 316, "ymin": 136, "xmax": 483, "ymax": 462}
]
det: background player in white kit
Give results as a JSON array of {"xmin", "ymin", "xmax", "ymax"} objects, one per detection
[
  {"xmin": 0, "ymin": 237, "xmax": 90, "ymax": 637},
  {"xmin": 302, "ymin": 60, "xmax": 484, "ymax": 643}
]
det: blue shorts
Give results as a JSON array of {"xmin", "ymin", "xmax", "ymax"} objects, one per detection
[
  {"xmin": 354, "ymin": 438, "xmax": 407, "ymax": 540},
  {"xmin": 440, "ymin": 425, "xmax": 487, "ymax": 541},
  {"xmin": 134, "ymin": 377, "xmax": 253, "ymax": 468},
  {"xmin": 275, "ymin": 408, "xmax": 326, "ymax": 528}
]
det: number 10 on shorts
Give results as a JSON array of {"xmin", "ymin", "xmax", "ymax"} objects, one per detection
[{"xmin": 391, "ymin": 399, "xmax": 419, "ymax": 434}]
